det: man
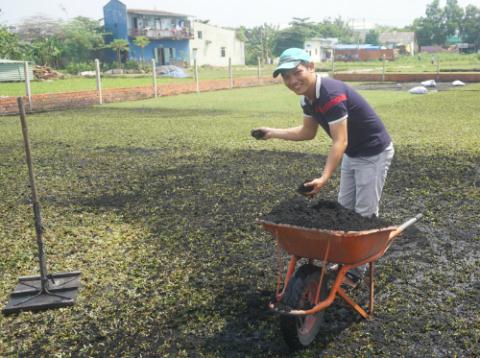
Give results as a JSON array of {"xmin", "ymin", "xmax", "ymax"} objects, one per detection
[
  {"xmin": 254, "ymin": 48, "xmax": 394, "ymax": 285},
  {"xmin": 255, "ymin": 47, "xmax": 394, "ymax": 217}
]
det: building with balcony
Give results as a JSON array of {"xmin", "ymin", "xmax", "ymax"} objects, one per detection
[{"xmin": 103, "ymin": 0, "xmax": 244, "ymax": 67}]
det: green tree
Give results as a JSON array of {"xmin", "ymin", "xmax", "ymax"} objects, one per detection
[
  {"xmin": 412, "ymin": 0, "xmax": 463, "ymax": 46},
  {"xmin": 412, "ymin": 17, "xmax": 432, "ymax": 46},
  {"xmin": 31, "ymin": 36, "xmax": 62, "ymax": 66},
  {"xmin": 365, "ymin": 29, "xmax": 380, "ymax": 45},
  {"xmin": 133, "ymin": 36, "xmax": 150, "ymax": 67},
  {"xmin": 0, "ymin": 26, "xmax": 23, "ymax": 59},
  {"xmin": 443, "ymin": 0, "xmax": 464, "ymax": 39},
  {"xmin": 317, "ymin": 17, "xmax": 354, "ymax": 42},
  {"xmin": 109, "ymin": 39, "xmax": 129, "ymax": 67},
  {"xmin": 289, "ymin": 17, "xmax": 318, "ymax": 39},
  {"xmin": 273, "ymin": 17, "xmax": 317, "ymax": 56},
  {"xmin": 272, "ymin": 16, "xmax": 354, "ymax": 56},
  {"xmin": 60, "ymin": 17, "xmax": 105, "ymax": 65},
  {"xmin": 461, "ymin": 5, "xmax": 480, "ymax": 50},
  {"xmin": 238, "ymin": 24, "xmax": 277, "ymax": 65},
  {"xmin": 273, "ymin": 28, "xmax": 305, "ymax": 56},
  {"xmin": 426, "ymin": 0, "xmax": 445, "ymax": 44}
]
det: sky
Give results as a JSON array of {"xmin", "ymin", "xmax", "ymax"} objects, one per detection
[{"xmin": 1, "ymin": 0, "xmax": 479, "ymax": 29}]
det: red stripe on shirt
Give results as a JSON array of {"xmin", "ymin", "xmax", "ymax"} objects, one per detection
[{"xmin": 316, "ymin": 94, "xmax": 347, "ymax": 114}]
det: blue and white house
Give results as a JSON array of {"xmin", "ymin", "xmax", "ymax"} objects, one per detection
[{"xmin": 103, "ymin": 0, "xmax": 245, "ymax": 67}]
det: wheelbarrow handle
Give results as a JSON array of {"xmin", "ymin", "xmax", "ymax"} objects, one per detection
[{"xmin": 396, "ymin": 213, "xmax": 423, "ymax": 233}]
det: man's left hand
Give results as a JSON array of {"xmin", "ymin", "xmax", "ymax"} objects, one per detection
[{"xmin": 303, "ymin": 176, "xmax": 328, "ymax": 198}]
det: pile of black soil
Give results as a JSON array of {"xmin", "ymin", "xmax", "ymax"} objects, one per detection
[{"xmin": 261, "ymin": 197, "xmax": 392, "ymax": 231}]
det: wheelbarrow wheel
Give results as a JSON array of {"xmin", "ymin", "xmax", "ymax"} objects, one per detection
[{"xmin": 280, "ymin": 264, "xmax": 328, "ymax": 350}]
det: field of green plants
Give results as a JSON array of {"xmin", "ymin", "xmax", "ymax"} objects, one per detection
[
  {"xmin": 1, "ymin": 53, "xmax": 479, "ymax": 97},
  {"xmin": 323, "ymin": 52, "xmax": 480, "ymax": 73},
  {"xmin": 0, "ymin": 82, "xmax": 479, "ymax": 356}
]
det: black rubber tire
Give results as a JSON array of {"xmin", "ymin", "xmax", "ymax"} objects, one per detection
[{"xmin": 280, "ymin": 264, "xmax": 328, "ymax": 350}]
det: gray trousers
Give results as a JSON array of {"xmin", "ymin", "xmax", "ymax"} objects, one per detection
[{"xmin": 338, "ymin": 143, "xmax": 394, "ymax": 218}]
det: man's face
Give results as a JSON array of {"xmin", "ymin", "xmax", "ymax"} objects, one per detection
[{"xmin": 281, "ymin": 63, "xmax": 316, "ymax": 97}]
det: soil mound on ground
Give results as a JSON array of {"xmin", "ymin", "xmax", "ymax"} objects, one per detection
[{"xmin": 261, "ymin": 197, "xmax": 392, "ymax": 231}]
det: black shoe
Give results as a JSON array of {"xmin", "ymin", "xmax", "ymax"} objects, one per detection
[{"xmin": 342, "ymin": 269, "xmax": 364, "ymax": 289}]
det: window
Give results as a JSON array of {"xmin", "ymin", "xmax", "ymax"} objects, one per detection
[
  {"xmin": 197, "ymin": 31, "xmax": 203, "ymax": 39},
  {"xmin": 221, "ymin": 47, "xmax": 226, "ymax": 57}
]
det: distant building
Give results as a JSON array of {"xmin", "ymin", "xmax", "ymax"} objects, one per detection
[
  {"xmin": 378, "ymin": 31, "xmax": 417, "ymax": 56},
  {"xmin": 454, "ymin": 43, "xmax": 476, "ymax": 54},
  {"xmin": 334, "ymin": 44, "xmax": 394, "ymax": 61},
  {"xmin": 446, "ymin": 35, "xmax": 476, "ymax": 54},
  {"xmin": 103, "ymin": 0, "xmax": 244, "ymax": 67},
  {"xmin": 189, "ymin": 22, "xmax": 245, "ymax": 66},
  {"xmin": 304, "ymin": 38, "xmax": 338, "ymax": 63}
]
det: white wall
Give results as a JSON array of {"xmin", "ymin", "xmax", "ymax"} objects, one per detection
[
  {"xmin": 190, "ymin": 22, "xmax": 245, "ymax": 66},
  {"xmin": 305, "ymin": 40, "xmax": 324, "ymax": 63},
  {"xmin": 305, "ymin": 38, "xmax": 336, "ymax": 63}
]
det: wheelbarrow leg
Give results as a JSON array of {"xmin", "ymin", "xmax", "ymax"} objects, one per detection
[
  {"xmin": 335, "ymin": 264, "xmax": 375, "ymax": 320},
  {"xmin": 369, "ymin": 262, "xmax": 375, "ymax": 315},
  {"xmin": 275, "ymin": 254, "xmax": 297, "ymax": 302},
  {"xmin": 337, "ymin": 287, "xmax": 371, "ymax": 319}
]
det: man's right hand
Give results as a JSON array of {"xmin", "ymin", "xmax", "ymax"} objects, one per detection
[{"xmin": 251, "ymin": 128, "xmax": 272, "ymax": 140}]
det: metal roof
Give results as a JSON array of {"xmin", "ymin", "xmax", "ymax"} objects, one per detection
[
  {"xmin": 127, "ymin": 8, "xmax": 190, "ymax": 18},
  {"xmin": 335, "ymin": 44, "xmax": 383, "ymax": 50},
  {"xmin": 0, "ymin": 59, "xmax": 26, "ymax": 64},
  {"xmin": 0, "ymin": 60, "xmax": 34, "ymax": 82}
]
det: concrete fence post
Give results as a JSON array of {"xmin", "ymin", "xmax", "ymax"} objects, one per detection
[
  {"xmin": 382, "ymin": 54, "xmax": 386, "ymax": 82},
  {"xmin": 194, "ymin": 59, "xmax": 199, "ymax": 93},
  {"xmin": 436, "ymin": 57, "xmax": 440, "ymax": 81},
  {"xmin": 331, "ymin": 48, "xmax": 336, "ymax": 77},
  {"xmin": 152, "ymin": 59, "xmax": 158, "ymax": 98},
  {"xmin": 24, "ymin": 62, "xmax": 32, "ymax": 111},
  {"xmin": 95, "ymin": 59, "xmax": 103, "ymax": 105},
  {"xmin": 228, "ymin": 57, "xmax": 233, "ymax": 89},
  {"xmin": 257, "ymin": 57, "xmax": 261, "ymax": 80}
]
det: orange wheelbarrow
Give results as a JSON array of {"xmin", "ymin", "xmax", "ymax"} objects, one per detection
[{"xmin": 257, "ymin": 214, "xmax": 422, "ymax": 349}]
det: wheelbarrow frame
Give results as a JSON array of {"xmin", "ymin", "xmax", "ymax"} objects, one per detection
[{"xmin": 257, "ymin": 214, "xmax": 422, "ymax": 320}]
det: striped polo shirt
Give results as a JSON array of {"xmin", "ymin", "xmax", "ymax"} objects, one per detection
[{"xmin": 301, "ymin": 75, "xmax": 391, "ymax": 157}]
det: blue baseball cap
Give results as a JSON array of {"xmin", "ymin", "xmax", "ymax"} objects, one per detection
[{"xmin": 273, "ymin": 48, "xmax": 311, "ymax": 78}]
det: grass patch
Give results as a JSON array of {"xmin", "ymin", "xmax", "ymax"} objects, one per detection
[
  {"xmin": 323, "ymin": 52, "xmax": 480, "ymax": 73},
  {"xmin": 1, "ymin": 83, "xmax": 479, "ymax": 356},
  {"xmin": 1, "ymin": 53, "xmax": 479, "ymax": 96},
  {"xmin": 0, "ymin": 65, "xmax": 273, "ymax": 97}
]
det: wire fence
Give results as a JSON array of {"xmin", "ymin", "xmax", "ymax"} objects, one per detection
[{"xmin": 0, "ymin": 58, "xmax": 281, "ymax": 115}]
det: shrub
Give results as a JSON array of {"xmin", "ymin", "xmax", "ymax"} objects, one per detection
[
  {"xmin": 124, "ymin": 60, "xmax": 140, "ymax": 70},
  {"xmin": 64, "ymin": 62, "xmax": 95, "ymax": 75}
]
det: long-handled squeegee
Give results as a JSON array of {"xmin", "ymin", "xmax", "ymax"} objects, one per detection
[{"xmin": 3, "ymin": 97, "xmax": 81, "ymax": 314}]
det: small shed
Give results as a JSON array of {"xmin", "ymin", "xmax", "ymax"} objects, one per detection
[
  {"xmin": 379, "ymin": 32, "xmax": 417, "ymax": 56},
  {"xmin": 0, "ymin": 59, "xmax": 34, "ymax": 82}
]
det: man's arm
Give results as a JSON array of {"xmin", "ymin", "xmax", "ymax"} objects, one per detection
[
  {"xmin": 305, "ymin": 117, "xmax": 348, "ymax": 196},
  {"xmin": 256, "ymin": 116, "xmax": 318, "ymax": 141}
]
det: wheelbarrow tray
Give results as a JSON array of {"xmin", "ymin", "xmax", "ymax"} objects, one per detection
[
  {"xmin": 256, "ymin": 214, "xmax": 422, "ymax": 319},
  {"xmin": 257, "ymin": 220, "xmax": 398, "ymax": 265}
]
